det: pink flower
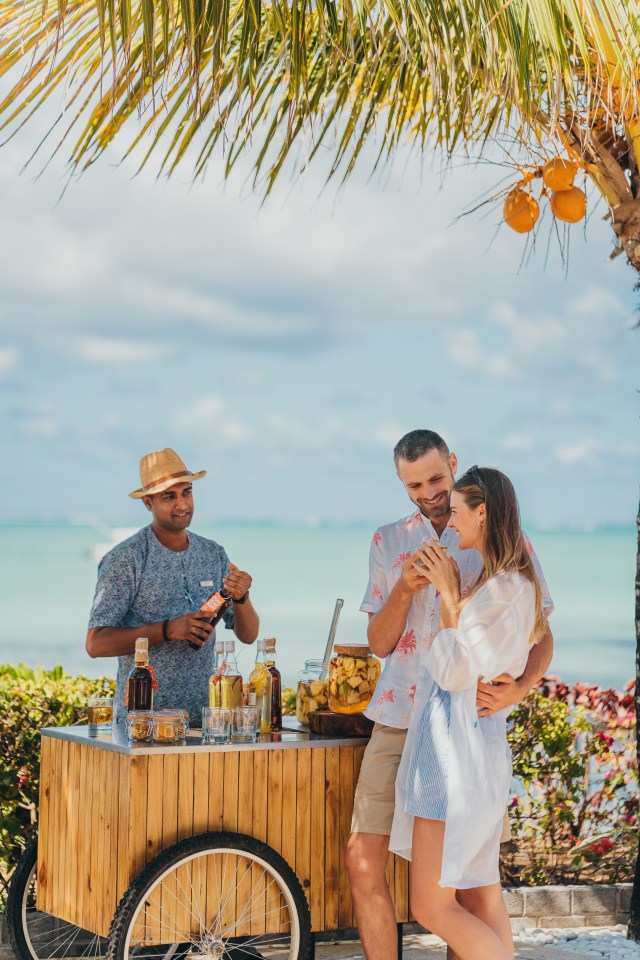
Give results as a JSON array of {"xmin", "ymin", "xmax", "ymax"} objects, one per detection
[
  {"xmin": 372, "ymin": 531, "xmax": 382, "ymax": 547},
  {"xmin": 396, "ymin": 629, "xmax": 417, "ymax": 655},
  {"xmin": 376, "ymin": 688, "xmax": 396, "ymax": 705},
  {"xmin": 392, "ymin": 551, "xmax": 412, "ymax": 571},
  {"xmin": 408, "ymin": 684, "xmax": 416, "ymax": 701},
  {"xmin": 370, "ymin": 584, "xmax": 383, "ymax": 601},
  {"xmin": 18, "ymin": 766, "xmax": 28, "ymax": 786}
]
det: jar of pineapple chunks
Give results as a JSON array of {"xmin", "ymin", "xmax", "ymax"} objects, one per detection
[
  {"xmin": 328, "ymin": 645, "xmax": 381, "ymax": 715},
  {"xmin": 296, "ymin": 660, "xmax": 329, "ymax": 726}
]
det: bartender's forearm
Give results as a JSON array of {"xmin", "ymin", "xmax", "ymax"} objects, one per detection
[
  {"xmin": 232, "ymin": 598, "xmax": 259, "ymax": 644},
  {"xmin": 86, "ymin": 623, "xmax": 165, "ymax": 658},
  {"xmin": 516, "ymin": 624, "xmax": 554, "ymax": 695}
]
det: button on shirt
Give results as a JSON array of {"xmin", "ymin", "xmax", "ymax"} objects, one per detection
[
  {"xmin": 88, "ymin": 525, "xmax": 235, "ymax": 723},
  {"xmin": 361, "ymin": 510, "xmax": 554, "ymax": 729}
]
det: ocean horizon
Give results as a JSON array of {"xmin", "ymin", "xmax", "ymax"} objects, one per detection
[{"xmin": 0, "ymin": 519, "xmax": 635, "ymax": 692}]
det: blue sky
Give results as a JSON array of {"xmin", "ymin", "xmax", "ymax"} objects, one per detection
[{"xmin": 0, "ymin": 117, "xmax": 637, "ymax": 526}]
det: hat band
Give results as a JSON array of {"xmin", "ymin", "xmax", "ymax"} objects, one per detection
[{"xmin": 142, "ymin": 470, "xmax": 194, "ymax": 492}]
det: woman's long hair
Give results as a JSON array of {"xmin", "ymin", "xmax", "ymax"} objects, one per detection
[{"xmin": 455, "ymin": 466, "xmax": 547, "ymax": 645}]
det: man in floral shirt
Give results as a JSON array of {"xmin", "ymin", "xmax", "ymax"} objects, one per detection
[{"xmin": 345, "ymin": 429, "xmax": 554, "ymax": 960}]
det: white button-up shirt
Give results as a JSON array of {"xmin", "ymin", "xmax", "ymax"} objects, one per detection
[{"xmin": 361, "ymin": 509, "xmax": 553, "ymax": 728}]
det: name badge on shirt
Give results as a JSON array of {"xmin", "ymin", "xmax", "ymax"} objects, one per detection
[{"xmin": 200, "ymin": 580, "xmax": 214, "ymax": 587}]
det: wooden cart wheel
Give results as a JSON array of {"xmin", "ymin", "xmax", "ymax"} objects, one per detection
[
  {"xmin": 107, "ymin": 832, "xmax": 311, "ymax": 960},
  {"xmin": 6, "ymin": 837, "xmax": 108, "ymax": 960}
]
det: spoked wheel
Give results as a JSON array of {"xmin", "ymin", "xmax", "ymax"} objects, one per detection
[
  {"xmin": 107, "ymin": 832, "xmax": 311, "ymax": 960},
  {"xmin": 6, "ymin": 838, "xmax": 108, "ymax": 960}
]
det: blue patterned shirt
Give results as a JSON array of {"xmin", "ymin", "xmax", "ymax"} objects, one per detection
[{"xmin": 88, "ymin": 525, "xmax": 234, "ymax": 723}]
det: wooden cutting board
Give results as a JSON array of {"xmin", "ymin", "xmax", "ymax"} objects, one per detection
[{"xmin": 307, "ymin": 709, "xmax": 374, "ymax": 737}]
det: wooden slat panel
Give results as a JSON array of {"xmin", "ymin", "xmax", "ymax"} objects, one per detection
[
  {"xmin": 146, "ymin": 755, "xmax": 165, "ymax": 864},
  {"xmin": 36, "ymin": 736, "xmax": 52, "ymax": 913},
  {"xmin": 294, "ymin": 748, "xmax": 312, "ymax": 909},
  {"xmin": 160, "ymin": 753, "xmax": 179, "ymax": 944},
  {"xmin": 394, "ymin": 854, "xmax": 409, "ymax": 922},
  {"xmin": 192, "ymin": 752, "xmax": 209, "ymax": 835},
  {"xmin": 79, "ymin": 744, "xmax": 98, "ymax": 932},
  {"xmin": 177, "ymin": 753, "xmax": 195, "ymax": 840},
  {"xmin": 250, "ymin": 749, "xmax": 268, "ymax": 936},
  {"xmin": 103, "ymin": 750, "xmax": 121, "ymax": 929},
  {"xmin": 281, "ymin": 750, "xmax": 297, "ymax": 872},
  {"xmin": 265, "ymin": 750, "xmax": 283, "ymax": 934},
  {"xmin": 324, "ymin": 747, "xmax": 340, "ymax": 931},
  {"xmin": 116, "ymin": 753, "xmax": 131, "ymax": 911},
  {"xmin": 128, "ymin": 755, "xmax": 149, "ymax": 882},
  {"xmin": 94, "ymin": 748, "xmax": 111, "ymax": 935},
  {"xmin": 338, "ymin": 747, "xmax": 354, "ymax": 928},
  {"xmin": 208, "ymin": 752, "xmax": 224, "ymax": 832},
  {"xmin": 310, "ymin": 747, "xmax": 326, "ymax": 932},
  {"xmin": 222, "ymin": 751, "xmax": 240, "ymax": 833},
  {"xmin": 235, "ymin": 751, "xmax": 255, "ymax": 936}
]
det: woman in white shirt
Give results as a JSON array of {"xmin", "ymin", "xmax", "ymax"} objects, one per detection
[{"xmin": 389, "ymin": 466, "xmax": 548, "ymax": 960}]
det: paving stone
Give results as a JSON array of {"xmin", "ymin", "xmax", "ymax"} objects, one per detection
[
  {"xmin": 538, "ymin": 915, "xmax": 613, "ymax": 928},
  {"xmin": 618, "ymin": 886, "xmax": 633, "ymax": 914},
  {"xmin": 505, "ymin": 887, "xmax": 526, "ymax": 916}
]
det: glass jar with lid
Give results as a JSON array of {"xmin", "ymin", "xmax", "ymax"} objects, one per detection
[
  {"xmin": 152, "ymin": 708, "xmax": 189, "ymax": 743},
  {"xmin": 125, "ymin": 710, "xmax": 154, "ymax": 742},
  {"xmin": 328, "ymin": 645, "xmax": 381, "ymax": 715},
  {"xmin": 296, "ymin": 659, "xmax": 329, "ymax": 726}
]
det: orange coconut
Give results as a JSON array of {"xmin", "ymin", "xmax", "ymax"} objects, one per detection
[
  {"xmin": 542, "ymin": 158, "xmax": 578, "ymax": 192},
  {"xmin": 503, "ymin": 189, "xmax": 539, "ymax": 233},
  {"xmin": 549, "ymin": 186, "xmax": 586, "ymax": 223}
]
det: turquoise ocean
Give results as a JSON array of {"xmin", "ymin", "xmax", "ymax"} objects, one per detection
[{"xmin": 0, "ymin": 521, "xmax": 635, "ymax": 691}]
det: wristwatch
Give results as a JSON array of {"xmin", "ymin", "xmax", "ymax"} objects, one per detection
[{"xmin": 233, "ymin": 592, "xmax": 248, "ymax": 605}]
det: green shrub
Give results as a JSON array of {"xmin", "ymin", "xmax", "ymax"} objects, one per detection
[{"xmin": 0, "ymin": 663, "xmax": 115, "ymax": 881}]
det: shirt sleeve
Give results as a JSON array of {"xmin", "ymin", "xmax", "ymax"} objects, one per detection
[
  {"xmin": 422, "ymin": 585, "xmax": 517, "ymax": 692},
  {"xmin": 523, "ymin": 533, "xmax": 554, "ymax": 616},
  {"xmin": 360, "ymin": 530, "xmax": 388, "ymax": 614},
  {"xmin": 87, "ymin": 547, "xmax": 138, "ymax": 628}
]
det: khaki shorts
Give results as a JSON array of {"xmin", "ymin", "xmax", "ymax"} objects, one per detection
[{"xmin": 351, "ymin": 722, "xmax": 512, "ymax": 842}]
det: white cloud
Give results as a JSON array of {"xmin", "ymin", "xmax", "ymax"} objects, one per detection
[
  {"xmin": 554, "ymin": 438, "xmax": 600, "ymax": 465},
  {"xmin": 0, "ymin": 347, "xmax": 18, "ymax": 378},
  {"xmin": 19, "ymin": 417, "xmax": 60, "ymax": 438},
  {"xmin": 71, "ymin": 337, "xmax": 178, "ymax": 364},
  {"xmin": 171, "ymin": 394, "xmax": 254, "ymax": 443},
  {"xmin": 502, "ymin": 433, "xmax": 534, "ymax": 451}
]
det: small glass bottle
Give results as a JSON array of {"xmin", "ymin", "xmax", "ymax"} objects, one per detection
[
  {"xmin": 200, "ymin": 588, "xmax": 232, "ymax": 628},
  {"xmin": 296, "ymin": 659, "xmax": 328, "ymax": 726},
  {"xmin": 264, "ymin": 637, "xmax": 282, "ymax": 733},
  {"xmin": 126, "ymin": 638, "xmax": 154, "ymax": 711},
  {"xmin": 208, "ymin": 639, "xmax": 227, "ymax": 707},
  {"xmin": 248, "ymin": 640, "xmax": 270, "ymax": 725},
  {"xmin": 220, "ymin": 639, "xmax": 243, "ymax": 709}
]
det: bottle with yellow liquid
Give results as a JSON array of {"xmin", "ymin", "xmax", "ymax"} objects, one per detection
[
  {"xmin": 218, "ymin": 639, "xmax": 243, "ymax": 709},
  {"xmin": 248, "ymin": 639, "xmax": 270, "ymax": 732}
]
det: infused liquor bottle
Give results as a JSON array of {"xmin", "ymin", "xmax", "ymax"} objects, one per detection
[
  {"xmin": 200, "ymin": 588, "xmax": 232, "ymax": 629},
  {"xmin": 208, "ymin": 639, "xmax": 226, "ymax": 707},
  {"xmin": 126, "ymin": 638, "xmax": 154, "ymax": 710},
  {"xmin": 264, "ymin": 637, "xmax": 282, "ymax": 733},
  {"xmin": 219, "ymin": 640, "xmax": 243, "ymax": 709},
  {"xmin": 248, "ymin": 639, "xmax": 270, "ymax": 731}
]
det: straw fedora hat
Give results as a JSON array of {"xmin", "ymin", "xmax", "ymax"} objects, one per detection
[{"xmin": 129, "ymin": 448, "xmax": 207, "ymax": 499}]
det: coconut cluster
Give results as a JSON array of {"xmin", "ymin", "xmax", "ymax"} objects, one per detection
[{"xmin": 503, "ymin": 158, "xmax": 587, "ymax": 234}]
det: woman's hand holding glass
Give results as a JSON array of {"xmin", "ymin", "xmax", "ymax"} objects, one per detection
[{"xmin": 413, "ymin": 540, "xmax": 461, "ymax": 608}]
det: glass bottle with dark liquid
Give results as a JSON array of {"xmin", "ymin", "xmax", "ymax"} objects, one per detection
[
  {"xmin": 264, "ymin": 637, "xmax": 282, "ymax": 732},
  {"xmin": 126, "ymin": 638, "xmax": 154, "ymax": 710},
  {"xmin": 200, "ymin": 588, "xmax": 231, "ymax": 628}
]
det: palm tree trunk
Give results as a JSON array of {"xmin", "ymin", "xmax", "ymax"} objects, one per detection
[
  {"xmin": 628, "ymin": 502, "xmax": 640, "ymax": 941},
  {"xmin": 611, "ymin": 199, "xmax": 640, "ymax": 271}
]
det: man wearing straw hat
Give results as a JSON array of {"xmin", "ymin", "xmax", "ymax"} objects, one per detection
[{"xmin": 86, "ymin": 447, "xmax": 259, "ymax": 723}]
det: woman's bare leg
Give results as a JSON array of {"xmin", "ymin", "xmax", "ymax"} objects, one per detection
[
  {"xmin": 457, "ymin": 885, "xmax": 514, "ymax": 958},
  {"xmin": 410, "ymin": 818, "xmax": 510, "ymax": 960}
]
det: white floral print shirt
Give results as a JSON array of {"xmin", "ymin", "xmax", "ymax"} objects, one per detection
[{"xmin": 361, "ymin": 510, "xmax": 553, "ymax": 728}]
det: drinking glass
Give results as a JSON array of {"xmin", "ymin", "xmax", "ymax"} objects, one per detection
[
  {"xmin": 233, "ymin": 706, "xmax": 258, "ymax": 742},
  {"xmin": 202, "ymin": 707, "xmax": 231, "ymax": 744},
  {"xmin": 87, "ymin": 697, "xmax": 114, "ymax": 736}
]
